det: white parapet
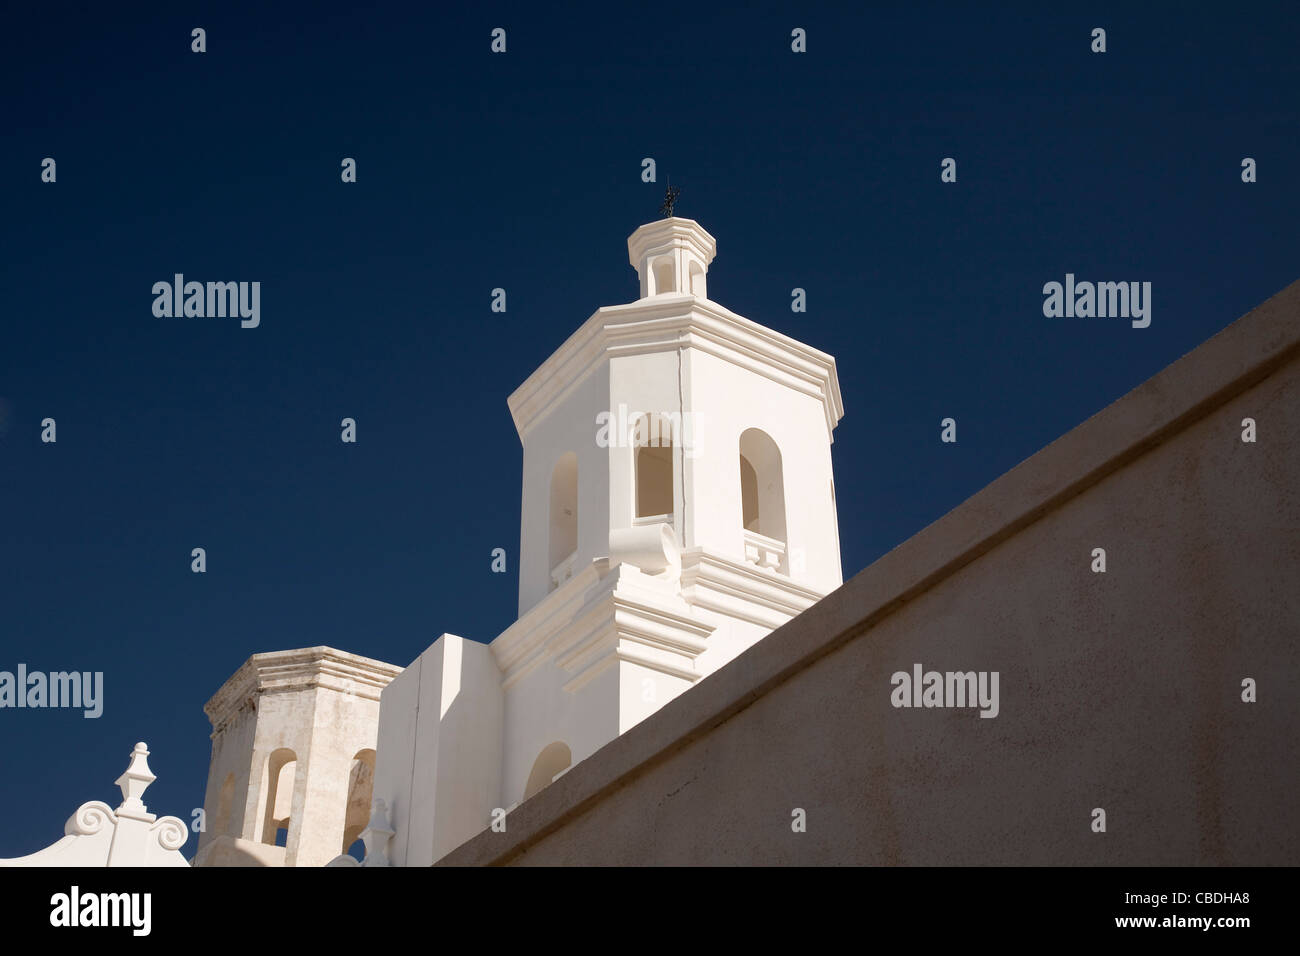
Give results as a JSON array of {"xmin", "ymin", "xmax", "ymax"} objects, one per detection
[{"xmin": 0, "ymin": 742, "xmax": 190, "ymax": 867}]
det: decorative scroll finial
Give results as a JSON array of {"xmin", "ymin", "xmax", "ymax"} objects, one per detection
[{"xmin": 660, "ymin": 183, "xmax": 681, "ymax": 218}]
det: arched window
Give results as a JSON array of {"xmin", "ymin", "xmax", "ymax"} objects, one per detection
[
  {"xmin": 341, "ymin": 749, "xmax": 376, "ymax": 855},
  {"xmin": 634, "ymin": 414, "xmax": 674, "ymax": 521},
  {"xmin": 688, "ymin": 260, "xmax": 706, "ymax": 297},
  {"xmin": 260, "ymin": 748, "xmax": 297, "ymax": 846},
  {"xmin": 652, "ymin": 258, "xmax": 675, "ymax": 295},
  {"xmin": 549, "ymin": 453, "xmax": 579, "ymax": 589},
  {"xmin": 738, "ymin": 429, "xmax": 786, "ymax": 540},
  {"xmin": 524, "ymin": 742, "xmax": 572, "ymax": 800},
  {"xmin": 739, "ymin": 429, "xmax": 787, "ymax": 572},
  {"xmin": 214, "ymin": 772, "xmax": 236, "ymax": 837}
]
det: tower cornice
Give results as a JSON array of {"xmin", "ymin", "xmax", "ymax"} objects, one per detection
[
  {"xmin": 203, "ymin": 646, "xmax": 403, "ymax": 736},
  {"xmin": 626, "ymin": 216, "xmax": 718, "ymax": 272},
  {"xmin": 507, "ymin": 295, "xmax": 844, "ymax": 441}
]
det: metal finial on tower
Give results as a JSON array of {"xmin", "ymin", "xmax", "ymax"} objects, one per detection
[{"xmin": 660, "ymin": 183, "xmax": 682, "ymax": 218}]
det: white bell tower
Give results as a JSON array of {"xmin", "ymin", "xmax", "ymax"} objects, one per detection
[
  {"xmin": 368, "ymin": 214, "xmax": 846, "ymax": 862},
  {"xmin": 498, "ymin": 214, "xmax": 844, "ymax": 803},
  {"xmin": 511, "ymin": 216, "xmax": 843, "ymax": 615}
]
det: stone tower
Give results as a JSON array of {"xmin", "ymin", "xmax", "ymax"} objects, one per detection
[{"xmin": 193, "ymin": 647, "xmax": 401, "ymax": 867}]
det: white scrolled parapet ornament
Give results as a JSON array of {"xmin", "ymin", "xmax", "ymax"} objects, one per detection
[
  {"xmin": 609, "ymin": 522, "xmax": 680, "ymax": 576},
  {"xmin": 69, "ymin": 801, "xmax": 118, "ymax": 836},
  {"xmin": 151, "ymin": 817, "xmax": 190, "ymax": 853},
  {"xmin": 326, "ymin": 799, "xmax": 395, "ymax": 867},
  {"xmin": 0, "ymin": 742, "xmax": 190, "ymax": 867}
]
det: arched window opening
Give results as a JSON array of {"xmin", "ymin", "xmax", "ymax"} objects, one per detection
[
  {"xmin": 341, "ymin": 748, "xmax": 376, "ymax": 856},
  {"xmin": 652, "ymin": 259, "xmax": 675, "ymax": 295},
  {"xmin": 689, "ymin": 260, "xmax": 706, "ymax": 297},
  {"xmin": 739, "ymin": 428, "xmax": 788, "ymax": 572},
  {"xmin": 549, "ymin": 453, "xmax": 579, "ymax": 590},
  {"xmin": 524, "ymin": 742, "xmax": 572, "ymax": 801},
  {"xmin": 634, "ymin": 414, "xmax": 674, "ymax": 521},
  {"xmin": 260, "ymin": 748, "xmax": 297, "ymax": 846}
]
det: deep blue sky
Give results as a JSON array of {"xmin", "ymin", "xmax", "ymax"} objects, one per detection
[{"xmin": 1, "ymin": 2, "xmax": 1296, "ymax": 856}]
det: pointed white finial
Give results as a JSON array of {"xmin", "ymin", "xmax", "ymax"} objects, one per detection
[{"xmin": 114, "ymin": 741, "xmax": 158, "ymax": 822}]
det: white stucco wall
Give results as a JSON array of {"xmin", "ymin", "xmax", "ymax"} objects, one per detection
[
  {"xmin": 373, "ymin": 634, "xmax": 503, "ymax": 866},
  {"xmin": 682, "ymin": 347, "xmax": 843, "ymax": 592},
  {"xmin": 517, "ymin": 366, "xmax": 612, "ymax": 616}
]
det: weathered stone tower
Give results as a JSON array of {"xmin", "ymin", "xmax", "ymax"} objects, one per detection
[{"xmin": 193, "ymin": 647, "xmax": 400, "ymax": 867}]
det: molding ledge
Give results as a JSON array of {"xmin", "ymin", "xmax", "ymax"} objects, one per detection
[
  {"xmin": 204, "ymin": 646, "xmax": 403, "ymax": 736},
  {"xmin": 507, "ymin": 295, "xmax": 843, "ymax": 441}
]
